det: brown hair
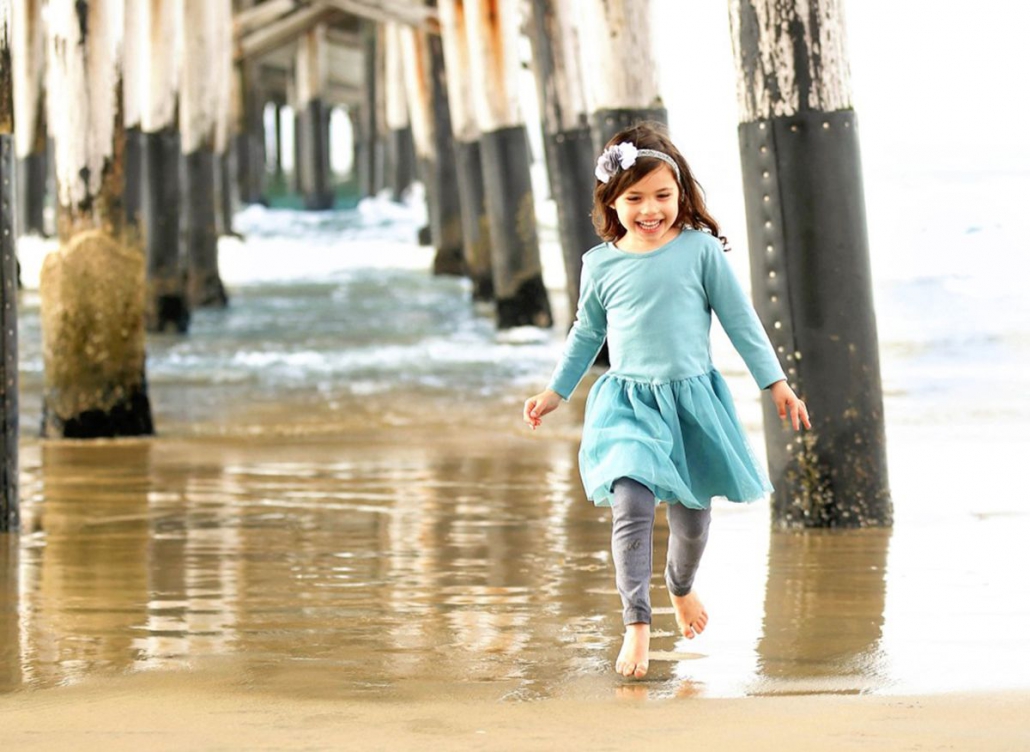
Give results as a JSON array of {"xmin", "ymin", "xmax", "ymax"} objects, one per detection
[{"xmin": 591, "ymin": 122, "xmax": 729, "ymax": 250}]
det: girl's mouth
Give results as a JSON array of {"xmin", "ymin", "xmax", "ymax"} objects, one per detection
[{"xmin": 637, "ymin": 219, "xmax": 663, "ymax": 232}]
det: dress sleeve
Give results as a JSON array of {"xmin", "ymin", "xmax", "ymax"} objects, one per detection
[
  {"xmin": 702, "ymin": 241, "xmax": 786, "ymax": 389},
  {"xmin": 546, "ymin": 258, "xmax": 608, "ymax": 400}
]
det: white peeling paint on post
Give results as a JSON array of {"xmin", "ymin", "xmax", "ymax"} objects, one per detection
[
  {"xmin": 11, "ymin": 0, "xmax": 45, "ymax": 156},
  {"xmin": 398, "ymin": 24, "xmax": 432, "ymax": 159},
  {"xmin": 46, "ymin": 0, "xmax": 125, "ymax": 211},
  {"xmin": 576, "ymin": 0, "xmax": 658, "ymax": 112},
  {"xmin": 548, "ymin": 0, "xmax": 588, "ymax": 132},
  {"xmin": 179, "ymin": 0, "xmax": 221, "ymax": 153},
  {"xmin": 123, "ymin": 0, "xmax": 143, "ymax": 128},
  {"xmin": 383, "ymin": 22, "xmax": 408, "ymax": 131},
  {"xmin": 437, "ymin": 0, "xmax": 477, "ymax": 141},
  {"xmin": 140, "ymin": 0, "xmax": 181, "ymax": 133},
  {"xmin": 728, "ymin": 0, "xmax": 853, "ymax": 122},
  {"xmin": 212, "ymin": 0, "xmax": 233, "ymax": 154},
  {"xmin": 463, "ymin": 0, "xmax": 524, "ymax": 133}
]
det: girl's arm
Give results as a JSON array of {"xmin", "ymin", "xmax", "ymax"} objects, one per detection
[
  {"xmin": 702, "ymin": 241, "xmax": 786, "ymax": 390},
  {"xmin": 523, "ymin": 258, "xmax": 607, "ymax": 429},
  {"xmin": 545, "ymin": 258, "xmax": 608, "ymax": 400}
]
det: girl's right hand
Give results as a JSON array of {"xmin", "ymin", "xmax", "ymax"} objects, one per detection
[{"xmin": 523, "ymin": 389, "xmax": 563, "ymax": 430}]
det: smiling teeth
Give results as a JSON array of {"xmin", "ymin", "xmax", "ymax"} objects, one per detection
[{"xmin": 639, "ymin": 220, "xmax": 661, "ymax": 229}]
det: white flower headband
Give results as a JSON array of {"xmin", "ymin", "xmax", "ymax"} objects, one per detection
[{"xmin": 594, "ymin": 142, "xmax": 681, "ymax": 184}]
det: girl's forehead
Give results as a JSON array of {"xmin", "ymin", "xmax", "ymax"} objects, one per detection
[{"xmin": 621, "ymin": 166, "xmax": 679, "ymax": 194}]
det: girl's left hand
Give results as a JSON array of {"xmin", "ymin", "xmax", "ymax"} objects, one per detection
[{"xmin": 769, "ymin": 380, "xmax": 811, "ymax": 431}]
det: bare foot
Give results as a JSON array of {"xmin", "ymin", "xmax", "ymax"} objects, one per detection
[
  {"xmin": 669, "ymin": 590, "xmax": 708, "ymax": 639},
  {"xmin": 615, "ymin": 623, "xmax": 650, "ymax": 679}
]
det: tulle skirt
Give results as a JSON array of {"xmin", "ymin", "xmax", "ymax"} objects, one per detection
[{"xmin": 579, "ymin": 369, "xmax": 772, "ymax": 509}]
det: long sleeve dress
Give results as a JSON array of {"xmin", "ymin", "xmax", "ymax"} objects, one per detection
[{"xmin": 547, "ymin": 229, "xmax": 786, "ymax": 509}]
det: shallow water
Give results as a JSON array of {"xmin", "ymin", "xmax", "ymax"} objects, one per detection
[{"xmin": 5, "ymin": 183, "xmax": 1030, "ymax": 702}]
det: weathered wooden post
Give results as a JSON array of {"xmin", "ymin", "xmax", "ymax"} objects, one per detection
[
  {"xmin": 122, "ymin": 0, "xmax": 143, "ymax": 232},
  {"xmin": 526, "ymin": 0, "xmax": 597, "ymax": 320},
  {"xmin": 295, "ymin": 22, "xmax": 334, "ymax": 209},
  {"xmin": 0, "ymin": 0, "xmax": 18, "ymax": 530},
  {"xmin": 577, "ymin": 0, "xmax": 666, "ymax": 150},
  {"xmin": 730, "ymin": 0, "xmax": 891, "ymax": 528},
  {"xmin": 232, "ymin": 0, "xmax": 266, "ymax": 205},
  {"xmin": 437, "ymin": 0, "xmax": 492, "ymax": 300},
  {"xmin": 180, "ymin": 0, "xmax": 228, "ymax": 307},
  {"xmin": 139, "ymin": 0, "xmax": 188, "ymax": 332},
  {"xmin": 215, "ymin": 6, "xmax": 237, "ymax": 238},
  {"xmin": 41, "ymin": 0, "xmax": 154, "ymax": 438},
  {"xmin": 399, "ymin": 23, "xmax": 464, "ymax": 275},
  {"xmin": 383, "ymin": 21, "xmax": 414, "ymax": 200},
  {"xmin": 464, "ymin": 0, "xmax": 551, "ymax": 327},
  {"xmin": 356, "ymin": 19, "xmax": 379, "ymax": 198},
  {"xmin": 11, "ymin": 0, "xmax": 45, "ymax": 237}
]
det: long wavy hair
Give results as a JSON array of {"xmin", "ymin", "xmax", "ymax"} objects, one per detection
[{"xmin": 592, "ymin": 122, "xmax": 729, "ymax": 250}]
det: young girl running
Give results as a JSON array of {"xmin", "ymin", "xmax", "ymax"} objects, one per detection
[{"xmin": 523, "ymin": 123, "xmax": 810, "ymax": 680}]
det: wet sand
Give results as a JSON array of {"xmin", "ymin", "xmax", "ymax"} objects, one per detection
[
  {"xmin": 3, "ymin": 402, "xmax": 1030, "ymax": 748},
  {"xmin": 3, "ymin": 670, "xmax": 1028, "ymax": 751}
]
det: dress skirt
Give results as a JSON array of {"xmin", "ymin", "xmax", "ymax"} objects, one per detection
[{"xmin": 579, "ymin": 369, "xmax": 773, "ymax": 509}]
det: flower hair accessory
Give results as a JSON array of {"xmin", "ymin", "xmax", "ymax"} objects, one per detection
[{"xmin": 594, "ymin": 142, "xmax": 681, "ymax": 184}]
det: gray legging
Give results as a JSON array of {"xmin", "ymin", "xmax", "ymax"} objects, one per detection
[{"xmin": 611, "ymin": 477, "xmax": 711, "ymax": 625}]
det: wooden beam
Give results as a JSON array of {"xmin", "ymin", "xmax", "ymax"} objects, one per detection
[
  {"xmin": 313, "ymin": 0, "xmax": 436, "ymax": 29},
  {"xmin": 234, "ymin": 0, "xmax": 300, "ymax": 38},
  {"xmin": 235, "ymin": 5, "xmax": 336, "ymax": 62}
]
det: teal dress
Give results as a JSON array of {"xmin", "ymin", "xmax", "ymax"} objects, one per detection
[{"xmin": 547, "ymin": 230, "xmax": 785, "ymax": 509}]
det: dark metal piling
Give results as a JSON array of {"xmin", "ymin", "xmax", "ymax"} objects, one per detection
[
  {"xmin": 730, "ymin": 0, "xmax": 891, "ymax": 528},
  {"xmin": 0, "ymin": 18, "xmax": 18, "ymax": 528}
]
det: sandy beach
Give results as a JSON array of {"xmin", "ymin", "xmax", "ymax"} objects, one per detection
[{"xmin": 3, "ymin": 669, "xmax": 1028, "ymax": 751}]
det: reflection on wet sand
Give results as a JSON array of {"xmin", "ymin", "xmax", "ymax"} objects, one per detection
[
  {"xmin": 9, "ymin": 431, "xmax": 649, "ymax": 700},
  {"xmin": 754, "ymin": 528, "xmax": 890, "ymax": 695},
  {"xmin": 0, "ymin": 427, "xmax": 933, "ymax": 702}
]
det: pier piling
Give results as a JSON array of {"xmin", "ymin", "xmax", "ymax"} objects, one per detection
[
  {"xmin": 730, "ymin": 0, "xmax": 891, "ymax": 528},
  {"xmin": 11, "ymin": 0, "xmax": 44, "ymax": 237},
  {"xmin": 437, "ymin": 0, "xmax": 492, "ymax": 300},
  {"xmin": 383, "ymin": 21, "xmax": 415, "ymax": 200},
  {"xmin": 527, "ymin": 0, "xmax": 598, "ymax": 322},
  {"xmin": 578, "ymin": 0, "xmax": 666, "ymax": 151},
  {"xmin": 0, "ymin": 0, "xmax": 17, "ymax": 530},
  {"xmin": 295, "ymin": 22, "xmax": 334, "ymax": 209},
  {"xmin": 39, "ymin": 0, "xmax": 154, "ymax": 439},
  {"xmin": 181, "ymin": 0, "xmax": 229, "ymax": 308},
  {"xmin": 464, "ymin": 0, "xmax": 551, "ymax": 328}
]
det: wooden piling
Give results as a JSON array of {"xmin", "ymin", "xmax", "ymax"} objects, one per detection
[
  {"xmin": 464, "ymin": 0, "xmax": 551, "ymax": 328},
  {"xmin": 122, "ymin": 0, "xmax": 144, "ymax": 232},
  {"xmin": 399, "ymin": 23, "xmax": 464, "ymax": 276},
  {"xmin": 526, "ymin": 0, "xmax": 598, "ymax": 322},
  {"xmin": 234, "ymin": 59, "xmax": 267, "ymax": 205},
  {"xmin": 437, "ymin": 0, "xmax": 492, "ymax": 301},
  {"xmin": 730, "ymin": 0, "xmax": 891, "ymax": 528},
  {"xmin": 180, "ymin": 0, "xmax": 228, "ymax": 308},
  {"xmin": 215, "ymin": 1, "xmax": 237, "ymax": 238},
  {"xmin": 0, "ymin": 0, "xmax": 18, "ymax": 530},
  {"xmin": 295, "ymin": 23, "xmax": 334, "ymax": 209},
  {"xmin": 138, "ymin": 0, "xmax": 188, "ymax": 331},
  {"xmin": 577, "ymin": 0, "xmax": 666, "ymax": 149},
  {"xmin": 11, "ymin": 0, "xmax": 45, "ymax": 237},
  {"xmin": 383, "ymin": 21, "xmax": 414, "ymax": 200},
  {"xmin": 40, "ymin": 0, "xmax": 154, "ymax": 439}
]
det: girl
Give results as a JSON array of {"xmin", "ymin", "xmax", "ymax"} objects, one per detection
[{"xmin": 522, "ymin": 123, "xmax": 810, "ymax": 680}]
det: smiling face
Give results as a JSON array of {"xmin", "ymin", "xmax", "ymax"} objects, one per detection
[{"xmin": 609, "ymin": 165, "xmax": 682, "ymax": 252}]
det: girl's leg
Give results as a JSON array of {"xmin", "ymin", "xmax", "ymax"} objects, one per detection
[
  {"xmin": 610, "ymin": 477, "xmax": 656, "ymax": 679},
  {"xmin": 611, "ymin": 477, "xmax": 656, "ymax": 625},
  {"xmin": 665, "ymin": 503, "xmax": 711, "ymax": 638}
]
